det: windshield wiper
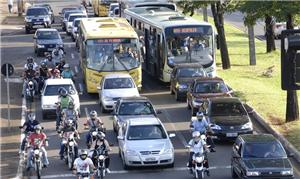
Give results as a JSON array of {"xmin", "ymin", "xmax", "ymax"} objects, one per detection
[{"xmin": 114, "ymin": 55, "xmax": 129, "ymax": 71}]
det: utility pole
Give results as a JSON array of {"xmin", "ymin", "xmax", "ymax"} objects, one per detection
[{"xmin": 202, "ymin": 7, "xmax": 208, "ymax": 22}]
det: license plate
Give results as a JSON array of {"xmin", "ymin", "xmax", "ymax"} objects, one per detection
[
  {"xmin": 226, "ymin": 133, "xmax": 238, "ymax": 137},
  {"xmin": 48, "ymin": 48, "xmax": 54, "ymax": 51},
  {"xmin": 34, "ymin": 22, "xmax": 43, "ymax": 25},
  {"xmin": 145, "ymin": 157, "xmax": 155, "ymax": 161}
]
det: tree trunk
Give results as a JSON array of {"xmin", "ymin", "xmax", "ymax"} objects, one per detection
[
  {"xmin": 202, "ymin": 7, "xmax": 208, "ymax": 22},
  {"xmin": 211, "ymin": 2, "xmax": 231, "ymax": 69},
  {"xmin": 247, "ymin": 24, "xmax": 256, "ymax": 65},
  {"xmin": 265, "ymin": 15, "xmax": 276, "ymax": 53},
  {"xmin": 285, "ymin": 13, "xmax": 299, "ymax": 122}
]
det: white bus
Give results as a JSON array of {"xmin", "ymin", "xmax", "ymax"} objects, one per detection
[{"xmin": 124, "ymin": 6, "xmax": 217, "ymax": 82}]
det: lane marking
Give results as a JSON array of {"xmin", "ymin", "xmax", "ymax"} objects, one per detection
[
  {"xmin": 4, "ymin": 77, "xmax": 23, "ymax": 83},
  {"xmin": 84, "ymin": 107, "xmax": 89, "ymax": 119},
  {"xmin": 74, "ymin": 65, "xmax": 79, "ymax": 74},
  {"xmin": 79, "ymin": 83, "xmax": 84, "ymax": 94},
  {"xmin": 71, "ymin": 53, "xmax": 74, "ymax": 59},
  {"xmin": 142, "ymin": 91, "xmax": 171, "ymax": 96},
  {"xmin": 41, "ymin": 165, "xmax": 231, "ymax": 178}
]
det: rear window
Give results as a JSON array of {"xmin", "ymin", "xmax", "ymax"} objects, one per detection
[
  {"xmin": 127, "ymin": 125, "xmax": 167, "ymax": 140},
  {"xmin": 44, "ymin": 85, "xmax": 75, "ymax": 96},
  {"xmin": 118, "ymin": 102, "xmax": 155, "ymax": 115},
  {"xmin": 242, "ymin": 142, "xmax": 286, "ymax": 158},
  {"xmin": 37, "ymin": 31, "xmax": 60, "ymax": 39},
  {"xmin": 64, "ymin": 11, "xmax": 81, "ymax": 19},
  {"xmin": 68, "ymin": 15, "xmax": 85, "ymax": 22},
  {"xmin": 211, "ymin": 102, "xmax": 247, "ymax": 116},
  {"xmin": 177, "ymin": 67, "xmax": 206, "ymax": 78},
  {"xmin": 104, "ymin": 78, "xmax": 134, "ymax": 89},
  {"xmin": 194, "ymin": 81, "xmax": 227, "ymax": 93},
  {"xmin": 26, "ymin": 8, "xmax": 48, "ymax": 16}
]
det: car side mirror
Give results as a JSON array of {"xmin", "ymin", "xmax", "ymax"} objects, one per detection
[
  {"xmin": 169, "ymin": 133, "xmax": 176, "ymax": 138},
  {"xmin": 117, "ymin": 136, "xmax": 124, "ymax": 140}
]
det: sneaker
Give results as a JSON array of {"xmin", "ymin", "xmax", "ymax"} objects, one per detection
[{"xmin": 105, "ymin": 168, "xmax": 111, "ymax": 173}]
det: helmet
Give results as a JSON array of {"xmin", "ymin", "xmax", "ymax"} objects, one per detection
[
  {"xmin": 89, "ymin": 110, "xmax": 97, "ymax": 119},
  {"xmin": 66, "ymin": 119, "xmax": 73, "ymax": 127},
  {"xmin": 79, "ymin": 149, "xmax": 88, "ymax": 160},
  {"xmin": 54, "ymin": 49, "xmax": 59, "ymax": 56},
  {"xmin": 192, "ymin": 131, "xmax": 201, "ymax": 138},
  {"xmin": 52, "ymin": 68, "xmax": 60, "ymax": 77},
  {"xmin": 63, "ymin": 64, "xmax": 70, "ymax": 69},
  {"xmin": 34, "ymin": 125, "xmax": 42, "ymax": 133},
  {"xmin": 40, "ymin": 62, "xmax": 47, "ymax": 69},
  {"xmin": 60, "ymin": 88, "xmax": 68, "ymax": 97},
  {"xmin": 26, "ymin": 57, "xmax": 34, "ymax": 63},
  {"xmin": 27, "ymin": 63, "xmax": 34, "ymax": 70},
  {"xmin": 97, "ymin": 132, "xmax": 105, "ymax": 141},
  {"xmin": 68, "ymin": 101, "xmax": 74, "ymax": 109},
  {"xmin": 28, "ymin": 113, "xmax": 36, "ymax": 121},
  {"xmin": 196, "ymin": 112, "xmax": 204, "ymax": 120}
]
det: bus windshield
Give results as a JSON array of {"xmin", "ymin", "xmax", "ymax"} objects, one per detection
[
  {"xmin": 86, "ymin": 38, "xmax": 140, "ymax": 72},
  {"xmin": 165, "ymin": 26, "xmax": 214, "ymax": 68}
]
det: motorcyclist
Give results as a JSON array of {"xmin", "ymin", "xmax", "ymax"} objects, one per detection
[
  {"xmin": 88, "ymin": 132, "xmax": 111, "ymax": 173},
  {"xmin": 56, "ymin": 88, "xmax": 74, "ymax": 130},
  {"xmin": 73, "ymin": 150, "xmax": 96, "ymax": 179},
  {"xmin": 61, "ymin": 101, "xmax": 79, "ymax": 129},
  {"xmin": 61, "ymin": 63, "xmax": 75, "ymax": 80},
  {"xmin": 24, "ymin": 56, "xmax": 38, "ymax": 71},
  {"xmin": 26, "ymin": 125, "xmax": 49, "ymax": 170},
  {"xmin": 85, "ymin": 110, "xmax": 105, "ymax": 147},
  {"xmin": 52, "ymin": 47, "xmax": 65, "ymax": 66},
  {"xmin": 187, "ymin": 131, "xmax": 210, "ymax": 176},
  {"xmin": 44, "ymin": 52, "xmax": 56, "ymax": 69},
  {"xmin": 191, "ymin": 112, "xmax": 216, "ymax": 152},
  {"xmin": 22, "ymin": 63, "xmax": 38, "ymax": 97},
  {"xmin": 58, "ymin": 119, "xmax": 79, "ymax": 160},
  {"xmin": 56, "ymin": 59, "xmax": 66, "ymax": 73},
  {"xmin": 49, "ymin": 67, "xmax": 62, "ymax": 79},
  {"xmin": 20, "ymin": 113, "xmax": 40, "ymax": 153}
]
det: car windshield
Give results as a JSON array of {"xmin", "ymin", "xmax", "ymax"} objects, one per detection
[
  {"xmin": 68, "ymin": 15, "xmax": 85, "ymax": 22},
  {"xmin": 243, "ymin": 142, "xmax": 287, "ymax": 158},
  {"xmin": 26, "ymin": 8, "xmax": 48, "ymax": 16},
  {"xmin": 177, "ymin": 67, "xmax": 206, "ymax": 78},
  {"xmin": 62, "ymin": 8, "xmax": 77, "ymax": 14},
  {"xmin": 119, "ymin": 102, "xmax": 155, "ymax": 115},
  {"xmin": 44, "ymin": 85, "xmax": 76, "ymax": 96},
  {"xmin": 211, "ymin": 102, "xmax": 247, "ymax": 116},
  {"xmin": 165, "ymin": 26, "xmax": 214, "ymax": 67},
  {"xmin": 194, "ymin": 81, "xmax": 227, "ymax": 93},
  {"xmin": 104, "ymin": 78, "xmax": 134, "ymax": 89},
  {"xmin": 73, "ymin": 20, "xmax": 81, "ymax": 27},
  {"xmin": 64, "ymin": 11, "xmax": 81, "ymax": 19},
  {"xmin": 86, "ymin": 38, "xmax": 140, "ymax": 71},
  {"xmin": 127, "ymin": 125, "xmax": 167, "ymax": 140},
  {"xmin": 37, "ymin": 31, "xmax": 60, "ymax": 39}
]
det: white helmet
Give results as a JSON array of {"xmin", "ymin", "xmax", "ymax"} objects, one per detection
[
  {"xmin": 196, "ymin": 112, "xmax": 204, "ymax": 120},
  {"xmin": 192, "ymin": 131, "xmax": 201, "ymax": 138},
  {"xmin": 28, "ymin": 113, "xmax": 36, "ymax": 121}
]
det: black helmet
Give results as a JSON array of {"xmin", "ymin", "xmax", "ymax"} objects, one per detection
[
  {"xmin": 27, "ymin": 56, "xmax": 34, "ymax": 63},
  {"xmin": 60, "ymin": 88, "xmax": 68, "ymax": 97},
  {"xmin": 27, "ymin": 63, "xmax": 34, "ymax": 70},
  {"xmin": 41, "ymin": 62, "xmax": 47, "ymax": 69},
  {"xmin": 89, "ymin": 110, "xmax": 97, "ymax": 119},
  {"xmin": 97, "ymin": 132, "xmax": 105, "ymax": 141}
]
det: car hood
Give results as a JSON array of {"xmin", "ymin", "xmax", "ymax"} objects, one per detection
[
  {"xmin": 42, "ymin": 95, "xmax": 80, "ymax": 108},
  {"xmin": 243, "ymin": 158, "xmax": 292, "ymax": 170},
  {"xmin": 117, "ymin": 115, "xmax": 156, "ymax": 122},
  {"xmin": 103, "ymin": 89, "xmax": 139, "ymax": 98},
  {"xmin": 210, "ymin": 115, "xmax": 249, "ymax": 126},
  {"xmin": 37, "ymin": 39, "xmax": 62, "ymax": 45},
  {"xmin": 126, "ymin": 139, "xmax": 172, "ymax": 152}
]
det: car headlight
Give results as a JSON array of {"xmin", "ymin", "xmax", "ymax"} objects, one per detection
[
  {"xmin": 25, "ymin": 17, "xmax": 32, "ymax": 22},
  {"xmin": 44, "ymin": 17, "xmax": 50, "ymax": 22},
  {"xmin": 246, "ymin": 171, "xmax": 260, "ymax": 176},
  {"xmin": 163, "ymin": 148, "xmax": 173, "ymax": 154},
  {"xmin": 241, "ymin": 122, "xmax": 253, "ymax": 130},
  {"xmin": 37, "ymin": 44, "xmax": 45, "ymax": 48},
  {"xmin": 192, "ymin": 99, "xmax": 202, "ymax": 107},
  {"xmin": 281, "ymin": 170, "xmax": 293, "ymax": 175},
  {"xmin": 210, "ymin": 124, "xmax": 221, "ymax": 130},
  {"xmin": 126, "ymin": 149, "xmax": 137, "ymax": 156},
  {"xmin": 176, "ymin": 83, "xmax": 188, "ymax": 90}
]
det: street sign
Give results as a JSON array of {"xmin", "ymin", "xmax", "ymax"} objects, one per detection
[{"xmin": 1, "ymin": 63, "xmax": 14, "ymax": 76}]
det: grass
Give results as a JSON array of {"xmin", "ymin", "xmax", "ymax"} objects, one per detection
[{"xmin": 193, "ymin": 14, "xmax": 300, "ymax": 150}]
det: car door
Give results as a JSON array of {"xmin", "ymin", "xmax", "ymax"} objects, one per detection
[
  {"xmin": 113, "ymin": 100, "xmax": 120, "ymax": 130},
  {"xmin": 98, "ymin": 78, "xmax": 105, "ymax": 100}
]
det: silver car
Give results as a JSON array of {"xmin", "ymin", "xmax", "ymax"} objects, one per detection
[{"xmin": 117, "ymin": 117, "xmax": 175, "ymax": 169}]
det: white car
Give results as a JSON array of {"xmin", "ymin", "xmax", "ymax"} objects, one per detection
[
  {"xmin": 98, "ymin": 73, "xmax": 140, "ymax": 113},
  {"xmin": 66, "ymin": 13, "xmax": 87, "ymax": 35},
  {"xmin": 117, "ymin": 117, "xmax": 175, "ymax": 169},
  {"xmin": 41, "ymin": 79, "xmax": 81, "ymax": 119},
  {"xmin": 108, "ymin": 3, "xmax": 119, "ymax": 17},
  {"xmin": 71, "ymin": 18, "xmax": 85, "ymax": 41}
]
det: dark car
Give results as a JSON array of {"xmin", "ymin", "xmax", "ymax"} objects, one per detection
[
  {"xmin": 187, "ymin": 77, "xmax": 232, "ymax": 116},
  {"xmin": 34, "ymin": 29, "xmax": 63, "ymax": 56},
  {"xmin": 33, "ymin": 4, "xmax": 55, "ymax": 23},
  {"xmin": 203, "ymin": 97, "xmax": 253, "ymax": 140},
  {"xmin": 231, "ymin": 134, "xmax": 294, "ymax": 179},
  {"xmin": 112, "ymin": 96, "xmax": 161, "ymax": 133},
  {"xmin": 170, "ymin": 63, "xmax": 207, "ymax": 101},
  {"xmin": 24, "ymin": 7, "xmax": 51, "ymax": 34}
]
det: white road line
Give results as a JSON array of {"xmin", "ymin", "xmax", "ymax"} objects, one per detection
[
  {"xmin": 84, "ymin": 107, "xmax": 89, "ymax": 118},
  {"xmin": 41, "ymin": 165, "xmax": 231, "ymax": 178},
  {"xmin": 4, "ymin": 77, "xmax": 23, "ymax": 83},
  {"xmin": 15, "ymin": 97, "xmax": 27, "ymax": 178},
  {"xmin": 71, "ymin": 53, "xmax": 74, "ymax": 59},
  {"xmin": 162, "ymin": 109, "xmax": 188, "ymax": 147},
  {"xmin": 79, "ymin": 83, "xmax": 84, "ymax": 94},
  {"xmin": 74, "ymin": 65, "xmax": 79, "ymax": 74}
]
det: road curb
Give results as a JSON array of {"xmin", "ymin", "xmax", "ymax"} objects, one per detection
[{"xmin": 245, "ymin": 104, "xmax": 300, "ymax": 164}]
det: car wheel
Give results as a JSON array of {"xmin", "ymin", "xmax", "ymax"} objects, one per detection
[
  {"xmin": 187, "ymin": 98, "xmax": 191, "ymax": 109},
  {"xmin": 231, "ymin": 166, "xmax": 238, "ymax": 179},
  {"xmin": 167, "ymin": 162, "xmax": 174, "ymax": 168},
  {"xmin": 122, "ymin": 154, "xmax": 130, "ymax": 170}
]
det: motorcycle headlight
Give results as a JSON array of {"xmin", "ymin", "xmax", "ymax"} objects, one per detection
[
  {"xmin": 246, "ymin": 171, "xmax": 260, "ymax": 176},
  {"xmin": 25, "ymin": 17, "xmax": 32, "ymax": 22},
  {"xmin": 62, "ymin": 139, "xmax": 67, "ymax": 144},
  {"xmin": 192, "ymin": 99, "xmax": 202, "ymax": 107},
  {"xmin": 195, "ymin": 156, "xmax": 204, "ymax": 163},
  {"xmin": 34, "ymin": 149, "xmax": 40, "ymax": 155},
  {"xmin": 69, "ymin": 141, "xmax": 74, "ymax": 146},
  {"xmin": 281, "ymin": 170, "xmax": 293, "ymax": 175},
  {"xmin": 99, "ymin": 155, "xmax": 105, "ymax": 160},
  {"xmin": 126, "ymin": 149, "xmax": 137, "ymax": 156},
  {"xmin": 37, "ymin": 44, "xmax": 45, "ymax": 48},
  {"xmin": 92, "ymin": 131, "xmax": 98, "ymax": 136},
  {"xmin": 210, "ymin": 124, "xmax": 221, "ymax": 130},
  {"xmin": 241, "ymin": 122, "xmax": 253, "ymax": 130}
]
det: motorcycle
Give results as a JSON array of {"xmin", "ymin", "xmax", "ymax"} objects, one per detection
[
  {"xmin": 61, "ymin": 132, "xmax": 78, "ymax": 170},
  {"xmin": 77, "ymin": 172, "xmax": 92, "ymax": 179},
  {"xmin": 28, "ymin": 147, "xmax": 43, "ymax": 179},
  {"xmin": 86, "ymin": 127, "xmax": 106, "ymax": 148},
  {"xmin": 25, "ymin": 79, "xmax": 36, "ymax": 102},
  {"xmin": 93, "ymin": 147, "xmax": 107, "ymax": 179}
]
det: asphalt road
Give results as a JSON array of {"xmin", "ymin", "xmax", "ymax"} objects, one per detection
[{"xmin": 1, "ymin": 1, "xmax": 300, "ymax": 178}]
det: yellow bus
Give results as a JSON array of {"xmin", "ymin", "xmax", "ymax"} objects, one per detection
[
  {"xmin": 78, "ymin": 17, "xmax": 142, "ymax": 93},
  {"xmin": 92, "ymin": 0, "xmax": 117, "ymax": 17}
]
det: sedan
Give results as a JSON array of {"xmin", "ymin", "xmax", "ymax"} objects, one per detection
[
  {"xmin": 231, "ymin": 134, "xmax": 294, "ymax": 179},
  {"xmin": 33, "ymin": 28, "xmax": 63, "ymax": 56},
  {"xmin": 98, "ymin": 73, "xmax": 140, "ymax": 113},
  {"xmin": 117, "ymin": 117, "xmax": 175, "ymax": 169}
]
